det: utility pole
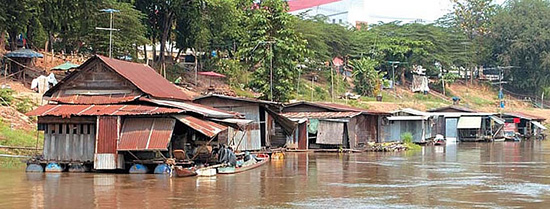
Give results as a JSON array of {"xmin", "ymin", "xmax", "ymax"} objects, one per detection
[
  {"xmin": 250, "ymin": 40, "xmax": 276, "ymax": 101},
  {"xmin": 388, "ymin": 61, "xmax": 401, "ymax": 95},
  {"xmin": 331, "ymin": 63, "xmax": 335, "ymax": 102},
  {"xmin": 96, "ymin": 9, "xmax": 120, "ymax": 58},
  {"xmin": 436, "ymin": 62, "xmax": 444, "ymax": 96}
]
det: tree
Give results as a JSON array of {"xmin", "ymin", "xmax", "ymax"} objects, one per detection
[
  {"xmin": 490, "ymin": 0, "xmax": 550, "ymax": 93},
  {"xmin": 450, "ymin": 0, "xmax": 496, "ymax": 83},
  {"xmin": 239, "ymin": 0, "xmax": 307, "ymax": 102},
  {"xmin": 351, "ymin": 57, "xmax": 386, "ymax": 97}
]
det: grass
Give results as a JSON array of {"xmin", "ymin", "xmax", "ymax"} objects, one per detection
[{"xmin": 0, "ymin": 120, "xmax": 42, "ymax": 168}]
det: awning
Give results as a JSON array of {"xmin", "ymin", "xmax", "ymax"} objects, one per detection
[
  {"xmin": 387, "ymin": 116, "xmax": 428, "ymax": 121},
  {"xmin": 173, "ymin": 115, "xmax": 228, "ymax": 138},
  {"xmin": 118, "ymin": 118, "xmax": 176, "ymax": 151},
  {"xmin": 211, "ymin": 118, "xmax": 253, "ymax": 130},
  {"xmin": 490, "ymin": 116, "xmax": 505, "ymax": 125},
  {"xmin": 532, "ymin": 121, "xmax": 547, "ymax": 130},
  {"xmin": 457, "ymin": 117, "xmax": 482, "ymax": 129},
  {"xmin": 51, "ymin": 62, "xmax": 79, "ymax": 70}
]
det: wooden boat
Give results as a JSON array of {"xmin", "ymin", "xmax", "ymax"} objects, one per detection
[
  {"xmin": 218, "ymin": 154, "xmax": 269, "ymax": 174},
  {"xmin": 174, "ymin": 166, "xmax": 197, "ymax": 177},
  {"xmin": 196, "ymin": 167, "xmax": 217, "ymax": 177}
]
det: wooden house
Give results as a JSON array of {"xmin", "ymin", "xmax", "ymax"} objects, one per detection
[
  {"xmin": 193, "ymin": 94, "xmax": 295, "ymax": 151},
  {"xmin": 387, "ymin": 108, "xmax": 434, "ymax": 143},
  {"xmin": 26, "ymin": 55, "xmax": 242, "ymax": 173},
  {"xmin": 280, "ymin": 102, "xmax": 389, "ymax": 150},
  {"xmin": 502, "ymin": 112, "xmax": 547, "ymax": 140}
]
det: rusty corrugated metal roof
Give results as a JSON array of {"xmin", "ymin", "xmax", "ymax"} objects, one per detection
[
  {"xmin": 118, "ymin": 118, "xmax": 176, "ymax": 151},
  {"xmin": 280, "ymin": 111, "xmax": 361, "ymax": 119},
  {"xmin": 504, "ymin": 112, "xmax": 546, "ymax": 121},
  {"xmin": 173, "ymin": 115, "xmax": 227, "ymax": 138},
  {"xmin": 284, "ymin": 101, "xmax": 389, "ymax": 115},
  {"xmin": 193, "ymin": 94, "xmax": 278, "ymax": 105},
  {"xmin": 26, "ymin": 104, "xmax": 184, "ymax": 117},
  {"xmin": 96, "ymin": 55, "xmax": 193, "ymax": 101},
  {"xmin": 143, "ymin": 98, "xmax": 240, "ymax": 119},
  {"xmin": 49, "ymin": 94, "xmax": 141, "ymax": 104}
]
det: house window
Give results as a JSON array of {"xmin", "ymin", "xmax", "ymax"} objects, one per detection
[
  {"xmin": 332, "ymin": 19, "xmax": 335, "ymax": 23},
  {"xmin": 339, "ymin": 19, "xmax": 343, "ymax": 24}
]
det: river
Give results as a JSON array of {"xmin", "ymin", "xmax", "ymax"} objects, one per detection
[{"xmin": 1, "ymin": 141, "xmax": 550, "ymax": 208}]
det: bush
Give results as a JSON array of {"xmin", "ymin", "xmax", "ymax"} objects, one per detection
[
  {"xmin": 401, "ymin": 132, "xmax": 413, "ymax": 143},
  {"xmin": 0, "ymin": 88, "xmax": 14, "ymax": 106},
  {"xmin": 14, "ymin": 97, "xmax": 34, "ymax": 113}
]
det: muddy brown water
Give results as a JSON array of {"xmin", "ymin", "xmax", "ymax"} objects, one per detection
[{"xmin": 2, "ymin": 141, "xmax": 550, "ymax": 208}]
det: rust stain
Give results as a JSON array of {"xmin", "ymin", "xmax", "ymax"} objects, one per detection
[
  {"xmin": 26, "ymin": 104, "xmax": 183, "ymax": 117},
  {"xmin": 173, "ymin": 115, "xmax": 227, "ymax": 138}
]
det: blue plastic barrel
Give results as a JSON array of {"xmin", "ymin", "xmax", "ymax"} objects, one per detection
[
  {"xmin": 153, "ymin": 164, "xmax": 171, "ymax": 174},
  {"xmin": 26, "ymin": 164, "xmax": 44, "ymax": 172},
  {"xmin": 45, "ymin": 163, "xmax": 63, "ymax": 172},
  {"xmin": 129, "ymin": 164, "xmax": 149, "ymax": 174}
]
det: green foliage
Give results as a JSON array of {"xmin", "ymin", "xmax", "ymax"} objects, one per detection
[
  {"xmin": 443, "ymin": 73, "xmax": 461, "ymax": 86},
  {"xmin": 14, "ymin": 97, "xmax": 34, "ymax": 114},
  {"xmin": 351, "ymin": 57, "xmax": 386, "ymax": 96},
  {"xmin": 0, "ymin": 88, "xmax": 14, "ymax": 106},
  {"xmin": 239, "ymin": 0, "xmax": 308, "ymax": 102},
  {"xmin": 401, "ymin": 132, "xmax": 414, "ymax": 143},
  {"xmin": 216, "ymin": 59, "xmax": 249, "ymax": 88}
]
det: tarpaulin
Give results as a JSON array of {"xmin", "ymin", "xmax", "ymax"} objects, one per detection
[{"xmin": 308, "ymin": 119, "xmax": 319, "ymax": 134}]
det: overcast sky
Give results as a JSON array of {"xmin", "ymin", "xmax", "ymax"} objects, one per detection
[{"xmin": 359, "ymin": 0, "xmax": 506, "ymax": 24}]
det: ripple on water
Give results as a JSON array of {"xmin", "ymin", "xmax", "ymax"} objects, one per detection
[
  {"xmin": 484, "ymin": 182, "xmax": 550, "ymax": 198},
  {"xmin": 287, "ymin": 197, "xmax": 430, "ymax": 209}
]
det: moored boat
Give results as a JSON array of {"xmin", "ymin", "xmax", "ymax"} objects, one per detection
[
  {"xmin": 218, "ymin": 154, "xmax": 269, "ymax": 174},
  {"xmin": 174, "ymin": 166, "xmax": 197, "ymax": 177}
]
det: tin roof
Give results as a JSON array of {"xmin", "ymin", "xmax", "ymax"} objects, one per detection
[
  {"xmin": 284, "ymin": 101, "xmax": 389, "ymax": 115},
  {"xmin": 194, "ymin": 94, "xmax": 278, "ymax": 105},
  {"xmin": 26, "ymin": 104, "xmax": 184, "ymax": 117},
  {"xmin": 173, "ymin": 115, "xmax": 228, "ymax": 138},
  {"xmin": 427, "ymin": 105, "xmax": 476, "ymax": 113},
  {"xmin": 96, "ymin": 55, "xmax": 193, "ymax": 101},
  {"xmin": 503, "ymin": 112, "xmax": 546, "ymax": 121},
  {"xmin": 287, "ymin": 0, "xmax": 342, "ymax": 12},
  {"xmin": 49, "ymin": 94, "xmax": 141, "ymax": 104},
  {"xmin": 143, "ymin": 98, "xmax": 240, "ymax": 119},
  {"xmin": 118, "ymin": 118, "xmax": 176, "ymax": 151},
  {"xmin": 280, "ymin": 111, "xmax": 361, "ymax": 119}
]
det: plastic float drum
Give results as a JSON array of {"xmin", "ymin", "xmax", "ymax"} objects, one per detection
[
  {"xmin": 153, "ymin": 164, "xmax": 171, "ymax": 174},
  {"xmin": 129, "ymin": 164, "xmax": 149, "ymax": 174},
  {"xmin": 25, "ymin": 163, "xmax": 44, "ymax": 172},
  {"xmin": 45, "ymin": 163, "xmax": 63, "ymax": 172}
]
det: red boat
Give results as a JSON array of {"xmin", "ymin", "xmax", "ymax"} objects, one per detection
[{"xmin": 174, "ymin": 166, "xmax": 197, "ymax": 177}]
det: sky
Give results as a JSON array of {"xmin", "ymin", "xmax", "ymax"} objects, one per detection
[{"xmin": 357, "ymin": 0, "xmax": 506, "ymax": 24}]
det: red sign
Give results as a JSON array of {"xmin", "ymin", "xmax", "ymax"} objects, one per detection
[{"xmin": 513, "ymin": 118, "xmax": 520, "ymax": 123}]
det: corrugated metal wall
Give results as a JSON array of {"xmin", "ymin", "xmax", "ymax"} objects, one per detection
[
  {"xmin": 388, "ymin": 120, "xmax": 425, "ymax": 142},
  {"xmin": 43, "ymin": 123, "xmax": 95, "ymax": 162},
  {"xmin": 95, "ymin": 116, "xmax": 119, "ymax": 170},
  {"xmin": 227, "ymin": 106, "xmax": 261, "ymax": 151},
  {"xmin": 96, "ymin": 116, "xmax": 118, "ymax": 153}
]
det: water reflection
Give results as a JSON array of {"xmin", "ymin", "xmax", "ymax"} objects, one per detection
[{"xmin": 1, "ymin": 141, "xmax": 550, "ymax": 208}]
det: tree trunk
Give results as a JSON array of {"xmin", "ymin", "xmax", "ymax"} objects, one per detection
[
  {"xmin": 143, "ymin": 44, "xmax": 148, "ymax": 64},
  {"xmin": 151, "ymin": 37, "xmax": 157, "ymax": 65},
  {"xmin": 8, "ymin": 31, "xmax": 18, "ymax": 50},
  {"xmin": 0, "ymin": 32, "xmax": 6, "ymax": 53},
  {"xmin": 159, "ymin": 11, "xmax": 174, "ymax": 66},
  {"xmin": 400, "ymin": 67, "xmax": 406, "ymax": 86}
]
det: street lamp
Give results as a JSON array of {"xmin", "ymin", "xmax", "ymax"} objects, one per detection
[{"xmin": 96, "ymin": 9, "xmax": 120, "ymax": 58}]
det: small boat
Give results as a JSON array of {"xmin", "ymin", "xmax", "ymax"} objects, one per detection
[
  {"xmin": 196, "ymin": 167, "xmax": 217, "ymax": 177},
  {"xmin": 218, "ymin": 154, "xmax": 269, "ymax": 174},
  {"xmin": 433, "ymin": 134, "xmax": 445, "ymax": 146},
  {"xmin": 174, "ymin": 166, "xmax": 197, "ymax": 177}
]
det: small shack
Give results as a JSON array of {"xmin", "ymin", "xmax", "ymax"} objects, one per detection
[
  {"xmin": 502, "ymin": 112, "xmax": 547, "ymax": 140},
  {"xmin": 3, "ymin": 49, "xmax": 44, "ymax": 81},
  {"xmin": 27, "ymin": 55, "xmax": 240, "ymax": 173},
  {"xmin": 193, "ymin": 94, "xmax": 295, "ymax": 151},
  {"xmin": 456, "ymin": 115, "xmax": 504, "ymax": 142},
  {"xmin": 281, "ymin": 101, "xmax": 389, "ymax": 150},
  {"xmin": 387, "ymin": 108, "xmax": 434, "ymax": 143}
]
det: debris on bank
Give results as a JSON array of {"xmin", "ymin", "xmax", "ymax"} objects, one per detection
[{"xmin": 366, "ymin": 142, "xmax": 409, "ymax": 152}]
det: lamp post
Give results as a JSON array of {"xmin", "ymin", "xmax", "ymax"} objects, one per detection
[{"xmin": 96, "ymin": 9, "xmax": 120, "ymax": 58}]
